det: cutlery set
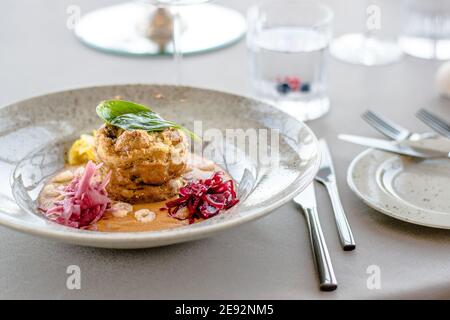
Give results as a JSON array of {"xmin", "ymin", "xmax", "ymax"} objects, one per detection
[
  {"xmin": 340, "ymin": 109, "xmax": 450, "ymax": 158},
  {"xmin": 298, "ymin": 109, "xmax": 450, "ymax": 291},
  {"xmin": 295, "ymin": 139, "xmax": 355, "ymax": 291}
]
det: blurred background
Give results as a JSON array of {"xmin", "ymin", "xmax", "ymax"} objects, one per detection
[{"xmin": 0, "ymin": 0, "xmax": 448, "ymax": 123}]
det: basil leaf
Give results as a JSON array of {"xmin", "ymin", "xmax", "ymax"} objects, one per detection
[
  {"xmin": 109, "ymin": 111, "xmax": 174, "ymax": 132},
  {"xmin": 96, "ymin": 100, "xmax": 151, "ymax": 123},
  {"xmin": 96, "ymin": 99, "xmax": 199, "ymax": 140}
]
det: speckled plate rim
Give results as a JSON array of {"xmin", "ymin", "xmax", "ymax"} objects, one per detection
[
  {"xmin": 347, "ymin": 148, "xmax": 450, "ymax": 230},
  {"xmin": 0, "ymin": 84, "xmax": 321, "ymax": 248}
]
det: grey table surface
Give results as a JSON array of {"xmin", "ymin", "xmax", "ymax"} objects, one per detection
[{"xmin": 1, "ymin": 0, "xmax": 450, "ymax": 299}]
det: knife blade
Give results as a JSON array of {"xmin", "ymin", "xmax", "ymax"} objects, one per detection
[
  {"xmin": 338, "ymin": 134, "xmax": 450, "ymax": 158},
  {"xmin": 294, "ymin": 183, "xmax": 338, "ymax": 291},
  {"xmin": 294, "ymin": 182, "xmax": 317, "ymax": 209},
  {"xmin": 315, "ymin": 139, "xmax": 355, "ymax": 251}
]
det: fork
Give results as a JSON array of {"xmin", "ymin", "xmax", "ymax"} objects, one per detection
[
  {"xmin": 362, "ymin": 110, "xmax": 434, "ymax": 141},
  {"xmin": 416, "ymin": 109, "xmax": 450, "ymax": 139}
]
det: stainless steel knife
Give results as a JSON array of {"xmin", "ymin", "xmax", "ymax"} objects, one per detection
[
  {"xmin": 338, "ymin": 134, "xmax": 450, "ymax": 158},
  {"xmin": 294, "ymin": 183, "xmax": 338, "ymax": 291},
  {"xmin": 315, "ymin": 139, "xmax": 355, "ymax": 251}
]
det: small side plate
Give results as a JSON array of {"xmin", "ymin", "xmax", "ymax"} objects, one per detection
[{"xmin": 348, "ymin": 149, "xmax": 450, "ymax": 229}]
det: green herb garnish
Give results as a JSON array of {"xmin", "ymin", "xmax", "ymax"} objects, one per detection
[{"xmin": 96, "ymin": 99, "xmax": 198, "ymax": 140}]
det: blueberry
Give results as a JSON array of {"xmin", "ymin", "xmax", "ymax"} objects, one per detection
[
  {"xmin": 300, "ymin": 83, "xmax": 310, "ymax": 92},
  {"xmin": 277, "ymin": 83, "xmax": 291, "ymax": 94}
]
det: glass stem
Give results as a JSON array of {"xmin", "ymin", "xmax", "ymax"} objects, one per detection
[{"xmin": 172, "ymin": 7, "xmax": 183, "ymax": 85}]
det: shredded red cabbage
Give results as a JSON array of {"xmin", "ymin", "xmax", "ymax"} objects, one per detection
[
  {"xmin": 164, "ymin": 171, "xmax": 239, "ymax": 224},
  {"xmin": 42, "ymin": 161, "xmax": 111, "ymax": 229}
]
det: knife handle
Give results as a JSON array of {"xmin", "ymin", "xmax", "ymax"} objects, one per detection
[
  {"xmin": 303, "ymin": 206, "xmax": 338, "ymax": 291},
  {"xmin": 325, "ymin": 181, "xmax": 356, "ymax": 251}
]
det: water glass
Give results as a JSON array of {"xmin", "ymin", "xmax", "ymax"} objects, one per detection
[
  {"xmin": 247, "ymin": 0, "xmax": 334, "ymax": 121},
  {"xmin": 399, "ymin": 0, "xmax": 450, "ymax": 60}
]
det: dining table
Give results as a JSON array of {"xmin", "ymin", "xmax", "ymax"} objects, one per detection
[{"xmin": 1, "ymin": 0, "xmax": 450, "ymax": 299}]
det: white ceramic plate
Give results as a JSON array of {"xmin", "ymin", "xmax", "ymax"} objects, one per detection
[
  {"xmin": 348, "ymin": 148, "xmax": 450, "ymax": 229},
  {"xmin": 0, "ymin": 84, "xmax": 320, "ymax": 248}
]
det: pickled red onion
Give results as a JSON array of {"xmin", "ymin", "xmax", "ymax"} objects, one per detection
[
  {"xmin": 164, "ymin": 172, "xmax": 239, "ymax": 224},
  {"xmin": 40, "ymin": 161, "xmax": 111, "ymax": 229}
]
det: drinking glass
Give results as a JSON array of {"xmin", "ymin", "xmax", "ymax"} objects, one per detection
[
  {"xmin": 399, "ymin": 0, "xmax": 450, "ymax": 60},
  {"xmin": 330, "ymin": 0, "xmax": 403, "ymax": 66},
  {"xmin": 247, "ymin": 0, "xmax": 333, "ymax": 121}
]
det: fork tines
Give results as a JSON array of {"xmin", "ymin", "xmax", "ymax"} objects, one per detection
[
  {"xmin": 416, "ymin": 109, "xmax": 450, "ymax": 139},
  {"xmin": 361, "ymin": 110, "xmax": 410, "ymax": 140}
]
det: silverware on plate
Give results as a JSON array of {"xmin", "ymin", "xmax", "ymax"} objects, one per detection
[
  {"xmin": 339, "ymin": 134, "xmax": 450, "ymax": 159},
  {"xmin": 294, "ymin": 183, "xmax": 338, "ymax": 291},
  {"xmin": 315, "ymin": 139, "xmax": 355, "ymax": 251},
  {"xmin": 416, "ymin": 109, "xmax": 450, "ymax": 139}
]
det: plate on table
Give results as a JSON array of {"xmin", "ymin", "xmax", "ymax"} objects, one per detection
[
  {"xmin": 348, "ymin": 148, "xmax": 450, "ymax": 229},
  {"xmin": 0, "ymin": 84, "xmax": 320, "ymax": 248}
]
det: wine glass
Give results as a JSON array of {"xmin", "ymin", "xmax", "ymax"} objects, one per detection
[
  {"xmin": 147, "ymin": 0, "xmax": 213, "ymax": 83},
  {"xmin": 74, "ymin": 1, "xmax": 246, "ymax": 83},
  {"xmin": 330, "ymin": 0, "xmax": 403, "ymax": 66},
  {"xmin": 399, "ymin": 0, "xmax": 450, "ymax": 60}
]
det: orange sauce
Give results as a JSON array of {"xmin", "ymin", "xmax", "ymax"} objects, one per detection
[{"xmin": 94, "ymin": 199, "xmax": 189, "ymax": 232}]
